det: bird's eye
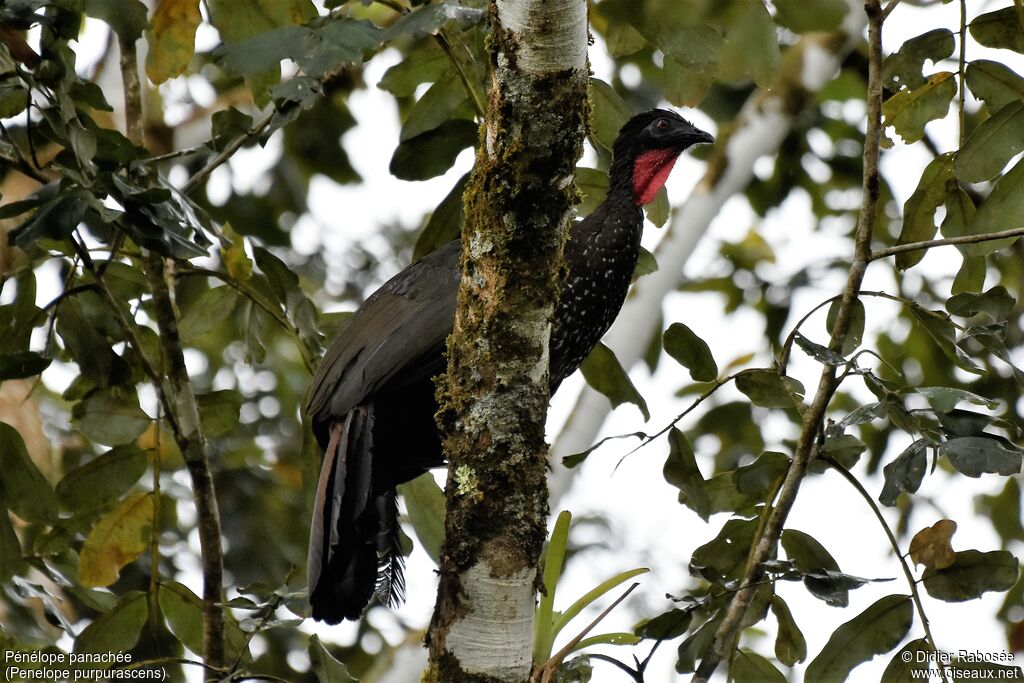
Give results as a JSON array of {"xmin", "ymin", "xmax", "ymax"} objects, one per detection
[{"xmin": 655, "ymin": 118, "xmax": 670, "ymax": 131}]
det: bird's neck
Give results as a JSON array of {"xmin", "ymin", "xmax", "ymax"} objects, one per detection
[{"xmin": 609, "ymin": 148, "xmax": 679, "ymax": 206}]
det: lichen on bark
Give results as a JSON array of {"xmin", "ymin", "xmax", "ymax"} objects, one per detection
[{"xmin": 425, "ymin": 0, "xmax": 589, "ymax": 680}]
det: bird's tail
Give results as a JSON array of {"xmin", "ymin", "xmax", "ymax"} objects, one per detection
[{"xmin": 307, "ymin": 405, "xmax": 406, "ymax": 623}]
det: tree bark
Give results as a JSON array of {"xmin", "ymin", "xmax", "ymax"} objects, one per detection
[{"xmin": 425, "ymin": 1, "xmax": 588, "ymax": 681}]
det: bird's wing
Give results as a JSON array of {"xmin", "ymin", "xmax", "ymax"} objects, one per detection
[{"xmin": 306, "ymin": 240, "xmax": 461, "ymax": 420}]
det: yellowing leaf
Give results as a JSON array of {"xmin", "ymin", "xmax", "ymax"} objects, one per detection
[
  {"xmin": 909, "ymin": 519, "xmax": 957, "ymax": 571},
  {"xmin": 80, "ymin": 493, "xmax": 154, "ymax": 587},
  {"xmin": 145, "ymin": 0, "xmax": 201, "ymax": 84},
  {"xmin": 883, "ymin": 72, "xmax": 957, "ymax": 144}
]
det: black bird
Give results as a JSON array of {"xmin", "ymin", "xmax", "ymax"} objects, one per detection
[{"xmin": 306, "ymin": 109, "xmax": 714, "ymax": 623}]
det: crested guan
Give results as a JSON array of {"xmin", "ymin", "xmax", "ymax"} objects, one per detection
[{"xmin": 306, "ymin": 108, "xmax": 714, "ymax": 623}]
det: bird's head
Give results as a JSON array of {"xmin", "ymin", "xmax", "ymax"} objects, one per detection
[{"xmin": 611, "ymin": 108, "xmax": 714, "ymax": 206}]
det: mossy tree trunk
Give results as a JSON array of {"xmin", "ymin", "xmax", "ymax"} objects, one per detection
[{"xmin": 425, "ymin": 1, "xmax": 589, "ymax": 681}]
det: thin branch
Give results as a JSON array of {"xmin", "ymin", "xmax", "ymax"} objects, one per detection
[
  {"xmin": 823, "ymin": 456, "xmax": 949, "ymax": 683},
  {"xmin": 118, "ymin": 33, "xmax": 226, "ymax": 671},
  {"xmin": 435, "ymin": 30, "xmax": 486, "ymax": 119},
  {"xmin": 692, "ymin": 2, "xmax": 887, "ymax": 679},
  {"xmin": 181, "ymin": 111, "xmax": 274, "ymax": 195},
  {"xmin": 957, "ymin": 0, "xmax": 967, "ymax": 148},
  {"xmin": 868, "ymin": 226, "xmax": 1024, "ymax": 262},
  {"xmin": 882, "ymin": 0, "xmax": 902, "ymax": 20}
]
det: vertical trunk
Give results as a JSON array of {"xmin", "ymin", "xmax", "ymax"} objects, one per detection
[{"xmin": 426, "ymin": 1, "xmax": 588, "ymax": 681}]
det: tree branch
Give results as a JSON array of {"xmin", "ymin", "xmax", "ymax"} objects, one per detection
[
  {"xmin": 868, "ymin": 226, "xmax": 1024, "ymax": 262},
  {"xmin": 181, "ymin": 111, "xmax": 274, "ymax": 195},
  {"xmin": 118, "ymin": 34, "xmax": 226, "ymax": 672},
  {"xmin": 823, "ymin": 456, "xmax": 949, "ymax": 683},
  {"xmin": 692, "ymin": 2, "xmax": 887, "ymax": 679}
]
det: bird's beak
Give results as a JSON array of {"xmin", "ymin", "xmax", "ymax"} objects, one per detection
[{"xmin": 690, "ymin": 128, "xmax": 715, "ymax": 146}]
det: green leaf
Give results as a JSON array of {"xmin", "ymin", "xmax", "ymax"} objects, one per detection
[
  {"xmin": 955, "ymin": 101, "xmax": 1024, "ymax": 183},
  {"xmin": 676, "ymin": 613, "xmax": 723, "ymax": 673},
  {"xmin": 159, "ymin": 581, "xmax": 205, "ymax": 654},
  {"xmin": 883, "ymin": 72, "xmax": 957, "ymax": 145},
  {"xmin": 0, "ymin": 423, "xmax": 58, "ymax": 523},
  {"xmin": 664, "ymin": 56, "xmax": 715, "ymax": 108},
  {"xmin": 965, "ymin": 60, "xmax": 1024, "ymax": 112},
  {"xmin": 56, "ymin": 445, "xmax": 148, "ymax": 513},
  {"xmin": 644, "ymin": 186, "xmax": 671, "ymax": 227},
  {"xmin": 178, "ymin": 286, "xmax": 239, "ymax": 342},
  {"xmin": 825, "ymin": 298, "xmax": 865, "ymax": 355},
  {"xmin": 805, "ymin": 594, "xmax": 913, "ymax": 683},
  {"xmin": 908, "ymin": 307, "xmax": 983, "ymax": 374},
  {"xmin": 380, "ymin": 3, "xmax": 484, "ymax": 41},
  {"xmin": 922, "ymin": 549, "xmax": 1019, "ymax": 602},
  {"xmin": 663, "ymin": 322, "xmax": 718, "ymax": 382},
  {"xmin": 73, "ymin": 389, "xmax": 151, "ymax": 446},
  {"xmin": 0, "ymin": 351, "xmax": 51, "ymax": 380},
  {"xmin": 782, "ymin": 529, "xmax": 840, "ymax": 573},
  {"xmin": 413, "ymin": 173, "xmax": 468, "ymax": 261},
  {"xmin": 881, "ymin": 638, "xmax": 931, "ymax": 682},
  {"xmin": 879, "ymin": 439, "xmax": 928, "ymax": 507},
  {"xmin": 664, "ymin": 428, "xmax": 710, "ymax": 521},
  {"xmin": 552, "ymin": 567, "xmax": 649, "ymax": 644},
  {"xmin": 160, "ymin": 581, "xmax": 249, "ymax": 660},
  {"xmin": 952, "ymin": 253, "xmax": 985, "ymax": 294},
  {"xmin": 575, "ymin": 167, "xmax": 610, "ymax": 215},
  {"xmin": 770, "ymin": 595, "xmax": 807, "ymax": 666},
  {"xmin": 580, "ymin": 342, "xmax": 650, "ymax": 420},
  {"xmin": 821, "ymin": 434, "xmax": 866, "ymax": 469},
  {"xmin": 966, "ymin": 155, "xmax": 1024, "ymax": 256},
  {"xmin": 389, "ymin": 119, "xmax": 478, "ymax": 181},
  {"xmin": 589, "ymin": 78, "xmax": 631, "ymax": 156},
  {"xmin": 604, "ymin": 22, "xmax": 647, "ymax": 57},
  {"xmin": 535, "ymin": 511, "xmax": 571, "ymax": 663},
  {"xmin": 882, "ymin": 29, "xmax": 955, "ymax": 90},
  {"xmin": 309, "ymin": 634, "xmax": 357, "ymax": 682},
  {"xmin": 895, "ymin": 152, "xmax": 956, "ymax": 270},
  {"xmin": 716, "ymin": 0, "xmax": 779, "ymax": 87},
  {"xmin": 794, "ymin": 333, "xmax": 846, "ymax": 366},
  {"xmin": 735, "ymin": 369, "xmax": 804, "ymax": 410},
  {"xmin": 85, "ymin": 0, "xmax": 149, "ymax": 42},
  {"xmin": 691, "ymin": 517, "xmax": 758, "ymax": 585},
  {"xmin": 79, "ymin": 492, "xmax": 153, "ymax": 587},
  {"xmin": 773, "ymin": 0, "xmax": 848, "ymax": 32},
  {"xmin": 397, "ymin": 473, "xmax": 445, "ymax": 564},
  {"xmin": 400, "ymin": 76, "xmax": 474, "ymax": 142},
  {"xmin": 731, "ymin": 649, "xmax": 786, "ymax": 683},
  {"xmin": 635, "ymin": 608, "xmax": 692, "ymax": 640},
  {"xmin": 145, "ymin": 0, "xmax": 202, "ymax": 84},
  {"xmin": 969, "ymin": 8, "xmax": 1024, "ymax": 54},
  {"xmin": 635, "ymin": 247, "xmax": 658, "ymax": 278},
  {"xmin": 945, "ymin": 286, "xmax": 1016, "ymax": 322},
  {"xmin": 379, "ymin": 44, "xmax": 448, "ymax": 97},
  {"xmin": 197, "ymin": 390, "xmax": 243, "ymax": 437},
  {"xmin": 733, "ymin": 451, "xmax": 789, "ymax": 496},
  {"xmin": 74, "ymin": 591, "xmax": 148, "ymax": 658},
  {"xmin": 940, "ymin": 437, "xmax": 1022, "ymax": 478}
]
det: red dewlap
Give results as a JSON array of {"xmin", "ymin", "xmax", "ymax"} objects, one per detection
[{"xmin": 632, "ymin": 148, "xmax": 680, "ymax": 205}]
